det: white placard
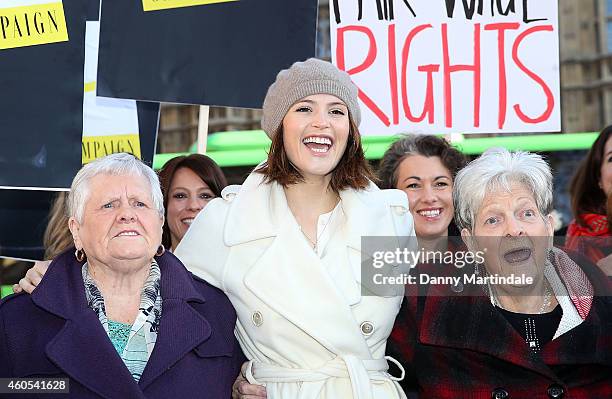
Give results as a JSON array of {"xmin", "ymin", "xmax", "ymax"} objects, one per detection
[
  {"xmin": 330, "ymin": 0, "xmax": 560, "ymax": 135},
  {"xmin": 82, "ymin": 20, "xmax": 140, "ymax": 163}
]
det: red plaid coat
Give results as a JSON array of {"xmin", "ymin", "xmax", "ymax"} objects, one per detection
[{"xmin": 387, "ymin": 256, "xmax": 612, "ymax": 399}]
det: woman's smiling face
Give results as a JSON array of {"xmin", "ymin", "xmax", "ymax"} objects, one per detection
[
  {"xmin": 282, "ymin": 94, "xmax": 350, "ymax": 181},
  {"xmin": 396, "ymin": 155, "xmax": 454, "ymax": 239},
  {"xmin": 599, "ymin": 135, "xmax": 612, "ymax": 195},
  {"xmin": 166, "ymin": 167, "xmax": 216, "ymax": 249}
]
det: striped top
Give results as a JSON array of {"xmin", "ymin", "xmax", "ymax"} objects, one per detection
[{"xmin": 82, "ymin": 261, "xmax": 163, "ymax": 381}]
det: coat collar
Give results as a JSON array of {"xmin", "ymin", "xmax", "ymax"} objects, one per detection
[
  {"xmin": 223, "ymin": 170, "xmax": 408, "ymax": 255},
  {"xmin": 32, "ymin": 250, "xmax": 214, "ymax": 397},
  {"xmin": 32, "ymin": 250, "xmax": 206, "ymax": 316},
  {"xmin": 223, "ymin": 171, "xmax": 283, "ymax": 246}
]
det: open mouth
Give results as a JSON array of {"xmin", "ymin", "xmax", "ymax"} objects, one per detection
[
  {"xmin": 302, "ymin": 136, "xmax": 333, "ymax": 154},
  {"xmin": 115, "ymin": 230, "xmax": 140, "ymax": 238},
  {"xmin": 503, "ymin": 248, "xmax": 532, "ymax": 263},
  {"xmin": 181, "ymin": 218, "xmax": 194, "ymax": 226},
  {"xmin": 417, "ymin": 208, "xmax": 442, "ymax": 219}
]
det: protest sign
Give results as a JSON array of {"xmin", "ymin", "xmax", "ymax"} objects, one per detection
[
  {"xmin": 0, "ymin": 1, "xmax": 159, "ymax": 261},
  {"xmin": 82, "ymin": 20, "xmax": 140, "ymax": 164},
  {"xmin": 0, "ymin": 0, "xmax": 86, "ymax": 190},
  {"xmin": 330, "ymin": 0, "xmax": 560, "ymax": 135},
  {"xmin": 0, "ymin": 0, "xmax": 69, "ymax": 50},
  {"xmin": 97, "ymin": 0, "xmax": 318, "ymax": 108},
  {"xmin": 0, "ymin": 1, "xmax": 159, "ymax": 191},
  {"xmin": 84, "ymin": 1, "xmax": 159, "ymax": 166}
]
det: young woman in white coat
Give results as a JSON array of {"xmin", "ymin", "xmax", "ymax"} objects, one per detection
[
  {"xmin": 175, "ymin": 58, "xmax": 415, "ymax": 399},
  {"xmin": 15, "ymin": 58, "xmax": 415, "ymax": 398}
]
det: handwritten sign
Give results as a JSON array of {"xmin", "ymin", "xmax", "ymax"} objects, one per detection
[{"xmin": 330, "ymin": 0, "xmax": 560, "ymax": 134}]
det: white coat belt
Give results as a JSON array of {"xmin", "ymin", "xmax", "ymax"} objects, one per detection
[{"xmin": 245, "ymin": 355, "xmax": 405, "ymax": 399}]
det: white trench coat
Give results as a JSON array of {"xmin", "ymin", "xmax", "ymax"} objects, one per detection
[{"xmin": 175, "ymin": 171, "xmax": 415, "ymax": 399}]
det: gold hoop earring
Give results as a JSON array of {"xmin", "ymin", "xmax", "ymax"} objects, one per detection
[
  {"xmin": 75, "ymin": 248, "xmax": 86, "ymax": 262},
  {"xmin": 156, "ymin": 245, "xmax": 165, "ymax": 257}
]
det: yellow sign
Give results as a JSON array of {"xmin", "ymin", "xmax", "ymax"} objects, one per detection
[
  {"xmin": 82, "ymin": 134, "xmax": 141, "ymax": 164},
  {"xmin": 0, "ymin": 2, "xmax": 68, "ymax": 50},
  {"xmin": 142, "ymin": 0, "xmax": 238, "ymax": 12}
]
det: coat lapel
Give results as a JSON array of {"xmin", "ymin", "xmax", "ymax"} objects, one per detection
[
  {"xmin": 340, "ymin": 184, "xmax": 414, "ymax": 299},
  {"xmin": 137, "ymin": 299, "xmax": 212, "ymax": 389},
  {"xmin": 541, "ymin": 296, "xmax": 611, "ymax": 367},
  {"xmin": 138, "ymin": 253, "xmax": 226, "ymax": 389},
  {"xmin": 33, "ymin": 251, "xmax": 144, "ymax": 399},
  {"xmin": 223, "ymin": 171, "xmax": 281, "ymax": 246},
  {"xmin": 340, "ymin": 181, "xmax": 410, "ymax": 258},
  {"xmin": 45, "ymin": 311, "xmax": 146, "ymax": 399}
]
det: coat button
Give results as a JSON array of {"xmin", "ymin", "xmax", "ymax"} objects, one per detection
[
  {"xmin": 491, "ymin": 387, "xmax": 509, "ymax": 399},
  {"xmin": 547, "ymin": 384, "xmax": 565, "ymax": 399},
  {"xmin": 360, "ymin": 321, "xmax": 374, "ymax": 336},
  {"xmin": 252, "ymin": 311, "xmax": 263, "ymax": 327},
  {"xmin": 451, "ymin": 280, "xmax": 464, "ymax": 293}
]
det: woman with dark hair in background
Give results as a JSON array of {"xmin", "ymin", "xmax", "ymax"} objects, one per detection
[
  {"xmin": 378, "ymin": 135, "xmax": 468, "ymax": 395},
  {"xmin": 157, "ymin": 154, "xmax": 227, "ymax": 251},
  {"xmin": 378, "ymin": 134, "xmax": 468, "ymax": 244},
  {"xmin": 567, "ymin": 125, "xmax": 612, "ymax": 267}
]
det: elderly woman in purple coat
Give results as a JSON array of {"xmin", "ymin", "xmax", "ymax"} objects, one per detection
[{"xmin": 0, "ymin": 153, "xmax": 243, "ymax": 398}]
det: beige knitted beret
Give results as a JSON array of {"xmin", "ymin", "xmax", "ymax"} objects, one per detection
[{"xmin": 261, "ymin": 58, "xmax": 361, "ymax": 139}]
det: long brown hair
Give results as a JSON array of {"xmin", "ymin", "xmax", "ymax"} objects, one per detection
[
  {"xmin": 256, "ymin": 118, "xmax": 375, "ymax": 192},
  {"xmin": 158, "ymin": 154, "xmax": 228, "ymax": 249},
  {"xmin": 570, "ymin": 126, "xmax": 612, "ymax": 224},
  {"xmin": 43, "ymin": 192, "xmax": 73, "ymax": 260}
]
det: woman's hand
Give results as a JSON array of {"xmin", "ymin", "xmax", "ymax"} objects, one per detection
[
  {"xmin": 12, "ymin": 260, "xmax": 50, "ymax": 294},
  {"xmin": 232, "ymin": 362, "xmax": 267, "ymax": 399}
]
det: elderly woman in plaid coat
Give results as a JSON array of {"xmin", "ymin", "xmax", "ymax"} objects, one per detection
[{"xmin": 388, "ymin": 148, "xmax": 611, "ymax": 399}]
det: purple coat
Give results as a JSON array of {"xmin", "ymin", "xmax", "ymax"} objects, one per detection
[{"xmin": 0, "ymin": 250, "xmax": 244, "ymax": 398}]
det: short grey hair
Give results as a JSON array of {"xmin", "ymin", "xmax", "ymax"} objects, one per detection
[
  {"xmin": 68, "ymin": 153, "xmax": 164, "ymax": 223},
  {"xmin": 453, "ymin": 148, "xmax": 553, "ymax": 232}
]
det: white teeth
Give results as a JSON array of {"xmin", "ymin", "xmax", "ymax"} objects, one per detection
[
  {"xmin": 311, "ymin": 147, "xmax": 328, "ymax": 153},
  {"xmin": 182, "ymin": 218, "xmax": 194, "ymax": 225},
  {"xmin": 303, "ymin": 136, "xmax": 332, "ymax": 146},
  {"xmin": 418, "ymin": 209, "xmax": 441, "ymax": 217},
  {"xmin": 118, "ymin": 231, "xmax": 138, "ymax": 236}
]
